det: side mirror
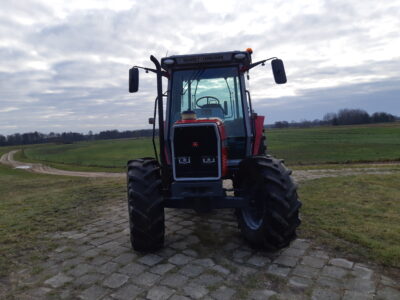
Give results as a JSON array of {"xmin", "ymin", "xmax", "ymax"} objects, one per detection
[
  {"xmin": 271, "ymin": 59, "xmax": 287, "ymax": 84},
  {"xmin": 129, "ymin": 67, "xmax": 139, "ymax": 93}
]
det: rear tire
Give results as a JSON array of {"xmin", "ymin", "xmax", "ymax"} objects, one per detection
[
  {"xmin": 127, "ymin": 158, "xmax": 164, "ymax": 252},
  {"xmin": 235, "ymin": 155, "xmax": 301, "ymax": 250}
]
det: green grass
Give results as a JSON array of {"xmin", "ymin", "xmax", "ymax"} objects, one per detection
[
  {"xmin": 0, "ymin": 147, "xmax": 125, "ymax": 278},
  {"xmin": 266, "ymin": 122, "xmax": 400, "ymax": 165},
  {"xmin": 16, "ymin": 138, "xmax": 155, "ymax": 172},
  {"xmin": 13, "ymin": 123, "xmax": 400, "ymax": 172},
  {"xmin": 299, "ymin": 173, "xmax": 400, "ymax": 268}
]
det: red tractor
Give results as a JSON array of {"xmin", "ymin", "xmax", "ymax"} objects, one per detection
[{"xmin": 128, "ymin": 49, "xmax": 301, "ymax": 252}]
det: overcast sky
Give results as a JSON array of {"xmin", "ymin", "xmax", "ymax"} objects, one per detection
[{"xmin": 1, "ymin": 0, "xmax": 399, "ymax": 135}]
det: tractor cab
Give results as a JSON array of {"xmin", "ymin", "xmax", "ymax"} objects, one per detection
[{"xmin": 163, "ymin": 54, "xmax": 249, "ymax": 161}]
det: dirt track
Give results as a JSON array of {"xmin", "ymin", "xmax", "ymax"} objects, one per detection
[
  {"xmin": 1, "ymin": 150, "xmax": 399, "ymax": 181},
  {"xmin": 0, "ymin": 150, "xmax": 124, "ymax": 178}
]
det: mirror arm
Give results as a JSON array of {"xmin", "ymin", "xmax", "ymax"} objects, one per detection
[
  {"xmin": 133, "ymin": 66, "xmax": 169, "ymax": 78},
  {"xmin": 241, "ymin": 57, "xmax": 278, "ymax": 72}
]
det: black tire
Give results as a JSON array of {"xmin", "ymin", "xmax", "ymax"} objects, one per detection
[
  {"xmin": 127, "ymin": 158, "xmax": 164, "ymax": 252},
  {"xmin": 235, "ymin": 155, "xmax": 301, "ymax": 250}
]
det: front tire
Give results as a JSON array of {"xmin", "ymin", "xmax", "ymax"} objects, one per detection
[
  {"xmin": 235, "ymin": 156, "xmax": 301, "ymax": 250},
  {"xmin": 127, "ymin": 158, "xmax": 164, "ymax": 252}
]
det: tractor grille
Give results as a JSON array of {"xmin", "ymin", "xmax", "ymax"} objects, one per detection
[{"xmin": 172, "ymin": 124, "xmax": 220, "ymax": 180}]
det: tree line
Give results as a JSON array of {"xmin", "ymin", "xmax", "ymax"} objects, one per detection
[
  {"xmin": 0, "ymin": 129, "xmax": 157, "ymax": 147},
  {"xmin": 1, "ymin": 108, "xmax": 398, "ymax": 146},
  {"xmin": 273, "ymin": 109, "xmax": 398, "ymax": 128}
]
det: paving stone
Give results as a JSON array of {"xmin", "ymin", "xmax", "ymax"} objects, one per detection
[
  {"xmin": 79, "ymin": 285, "xmax": 108, "ymax": 300},
  {"xmin": 81, "ymin": 248, "xmax": 101, "ymax": 258},
  {"xmin": 266, "ymin": 264, "xmax": 291, "ymax": 277},
  {"xmin": 68, "ymin": 263, "xmax": 94, "ymax": 277},
  {"xmin": 234, "ymin": 264, "xmax": 258, "ymax": 277},
  {"xmin": 186, "ymin": 235, "xmax": 200, "ymax": 244},
  {"xmin": 110, "ymin": 283, "xmax": 143, "ymax": 300},
  {"xmin": 54, "ymin": 245, "xmax": 69, "ymax": 253},
  {"xmin": 274, "ymin": 255, "xmax": 299, "ymax": 267},
  {"xmin": 168, "ymin": 253, "xmax": 193, "ymax": 265},
  {"xmin": 30, "ymin": 287, "xmax": 52, "ymax": 298},
  {"xmin": 311, "ymin": 287, "xmax": 341, "ymax": 300},
  {"xmin": 321, "ymin": 265, "xmax": 349, "ymax": 279},
  {"xmin": 170, "ymin": 241, "xmax": 188, "ymax": 250},
  {"xmin": 210, "ymin": 285, "xmax": 236, "ymax": 300},
  {"xmin": 232, "ymin": 249, "xmax": 252, "ymax": 262},
  {"xmin": 247, "ymin": 255, "xmax": 271, "ymax": 267},
  {"xmin": 291, "ymin": 239, "xmax": 310, "ymax": 250},
  {"xmin": 183, "ymin": 283, "xmax": 209, "ymax": 299},
  {"xmin": 157, "ymin": 247, "xmax": 177, "ymax": 258},
  {"xmin": 99, "ymin": 241, "xmax": 121, "ymax": 251},
  {"xmin": 170, "ymin": 295, "xmax": 191, "ymax": 300},
  {"xmin": 179, "ymin": 228, "xmax": 193, "ymax": 235},
  {"xmin": 249, "ymin": 289, "xmax": 277, "ymax": 300},
  {"xmin": 75, "ymin": 273, "xmax": 103, "ymax": 287},
  {"xmin": 131, "ymin": 271, "xmax": 160, "ymax": 287},
  {"xmin": 223, "ymin": 242, "xmax": 240, "ymax": 251},
  {"xmin": 316, "ymin": 276, "xmax": 343, "ymax": 289},
  {"xmin": 102, "ymin": 273, "xmax": 129, "ymax": 289},
  {"xmin": 211, "ymin": 264, "xmax": 230, "ymax": 275},
  {"xmin": 104, "ymin": 245, "xmax": 130, "ymax": 256},
  {"xmin": 329, "ymin": 258, "xmax": 353, "ymax": 269},
  {"xmin": 288, "ymin": 276, "xmax": 313, "ymax": 288},
  {"xmin": 352, "ymin": 264, "xmax": 374, "ymax": 280},
  {"xmin": 60, "ymin": 289, "xmax": 72, "ymax": 299},
  {"xmin": 182, "ymin": 249, "xmax": 198, "ymax": 257},
  {"xmin": 292, "ymin": 264, "xmax": 319, "ymax": 279},
  {"xmin": 192, "ymin": 273, "xmax": 223, "ymax": 287},
  {"xmin": 146, "ymin": 285, "xmax": 175, "ymax": 300},
  {"xmin": 380, "ymin": 275, "xmax": 399, "ymax": 288},
  {"xmin": 192, "ymin": 258, "xmax": 215, "ymax": 267},
  {"xmin": 90, "ymin": 255, "xmax": 112, "ymax": 266},
  {"xmin": 98, "ymin": 261, "xmax": 119, "ymax": 274},
  {"xmin": 119, "ymin": 262, "xmax": 147, "ymax": 275},
  {"xmin": 376, "ymin": 286, "xmax": 400, "ymax": 299},
  {"xmin": 308, "ymin": 249, "xmax": 329, "ymax": 259},
  {"xmin": 113, "ymin": 252, "xmax": 136, "ymax": 264},
  {"xmin": 150, "ymin": 263, "xmax": 176, "ymax": 275},
  {"xmin": 160, "ymin": 273, "xmax": 188, "ymax": 288},
  {"xmin": 180, "ymin": 220, "xmax": 194, "ymax": 226},
  {"xmin": 301, "ymin": 256, "xmax": 326, "ymax": 269},
  {"xmin": 179, "ymin": 264, "xmax": 204, "ymax": 277},
  {"xmin": 281, "ymin": 247, "xmax": 307, "ymax": 257},
  {"xmin": 344, "ymin": 278, "xmax": 376, "ymax": 294},
  {"xmin": 61, "ymin": 256, "xmax": 85, "ymax": 268},
  {"xmin": 138, "ymin": 254, "xmax": 164, "ymax": 266},
  {"xmin": 44, "ymin": 273, "xmax": 73, "ymax": 288},
  {"xmin": 343, "ymin": 290, "xmax": 373, "ymax": 300}
]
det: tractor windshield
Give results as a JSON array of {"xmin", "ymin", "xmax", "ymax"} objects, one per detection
[{"xmin": 169, "ymin": 67, "xmax": 246, "ymax": 158}]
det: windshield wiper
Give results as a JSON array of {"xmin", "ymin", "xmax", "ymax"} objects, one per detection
[{"xmin": 181, "ymin": 69, "xmax": 205, "ymax": 95}]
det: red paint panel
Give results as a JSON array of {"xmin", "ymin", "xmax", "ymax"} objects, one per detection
[{"xmin": 252, "ymin": 115, "xmax": 265, "ymax": 155}]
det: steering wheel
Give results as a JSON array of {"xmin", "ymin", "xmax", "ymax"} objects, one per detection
[{"xmin": 195, "ymin": 96, "xmax": 220, "ymax": 108}]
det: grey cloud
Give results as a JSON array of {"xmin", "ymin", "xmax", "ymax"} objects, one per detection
[{"xmin": 0, "ymin": 0, "xmax": 399, "ymax": 135}]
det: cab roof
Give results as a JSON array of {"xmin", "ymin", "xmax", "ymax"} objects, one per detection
[{"xmin": 161, "ymin": 50, "xmax": 252, "ymax": 70}]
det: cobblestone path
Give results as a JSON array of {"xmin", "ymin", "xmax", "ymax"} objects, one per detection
[{"xmin": 9, "ymin": 201, "xmax": 400, "ymax": 300}]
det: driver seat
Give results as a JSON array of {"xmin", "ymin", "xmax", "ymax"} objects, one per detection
[{"xmin": 194, "ymin": 104, "xmax": 225, "ymax": 120}]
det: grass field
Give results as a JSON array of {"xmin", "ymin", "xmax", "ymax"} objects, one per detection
[
  {"xmin": 0, "ymin": 147, "xmax": 124, "ymax": 278},
  {"xmin": 299, "ymin": 173, "xmax": 400, "ymax": 268},
  {"xmin": 15, "ymin": 122, "xmax": 400, "ymax": 172},
  {"xmin": 267, "ymin": 122, "xmax": 400, "ymax": 165}
]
